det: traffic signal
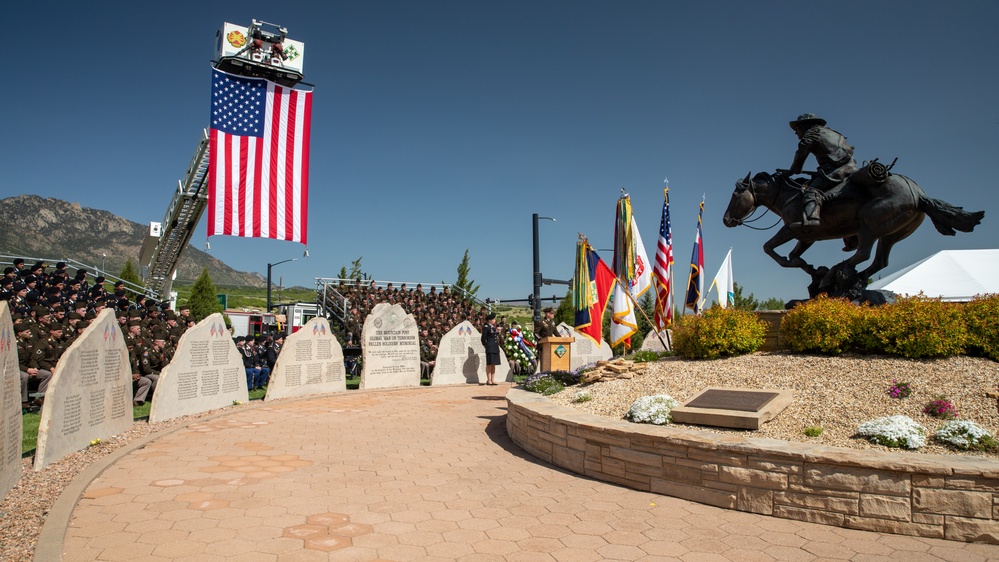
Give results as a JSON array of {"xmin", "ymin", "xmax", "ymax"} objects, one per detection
[{"xmin": 527, "ymin": 294, "xmax": 534, "ymax": 306}]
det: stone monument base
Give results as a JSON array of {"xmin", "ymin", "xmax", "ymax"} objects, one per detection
[{"xmin": 670, "ymin": 387, "xmax": 793, "ymax": 430}]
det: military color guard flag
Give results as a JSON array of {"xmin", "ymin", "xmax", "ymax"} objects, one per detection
[{"xmin": 208, "ymin": 69, "xmax": 313, "ymax": 244}]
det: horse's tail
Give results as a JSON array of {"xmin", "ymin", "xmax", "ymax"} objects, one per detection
[{"xmin": 917, "ymin": 195, "xmax": 985, "ymax": 236}]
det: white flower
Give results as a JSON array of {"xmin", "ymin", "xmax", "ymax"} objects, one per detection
[
  {"xmin": 857, "ymin": 415, "xmax": 926, "ymax": 449},
  {"xmin": 625, "ymin": 395, "xmax": 678, "ymax": 425},
  {"xmin": 935, "ymin": 420, "xmax": 994, "ymax": 450},
  {"xmin": 573, "ymin": 389, "xmax": 592, "ymax": 403}
]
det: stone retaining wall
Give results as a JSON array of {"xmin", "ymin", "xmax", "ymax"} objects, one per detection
[{"xmin": 506, "ymin": 388, "xmax": 999, "ymax": 543}]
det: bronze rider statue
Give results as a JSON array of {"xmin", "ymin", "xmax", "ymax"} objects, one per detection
[{"xmin": 787, "ymin": 113, "xmax": 858, "ymax": 227}]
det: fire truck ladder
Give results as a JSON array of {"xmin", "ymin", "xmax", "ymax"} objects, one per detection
[{"xmin": 141, "ymin": 129, "xmax": 211, "ymax": 299}]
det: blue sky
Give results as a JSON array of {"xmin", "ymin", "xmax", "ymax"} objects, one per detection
[{"xmin": 3, "ymin": 1, "xmax": 997, "ymax": 304}]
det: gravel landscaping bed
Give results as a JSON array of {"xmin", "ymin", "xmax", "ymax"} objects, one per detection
[{"xmin": 548, "ymin": 352, "xmax": 999, "ymax": 458}]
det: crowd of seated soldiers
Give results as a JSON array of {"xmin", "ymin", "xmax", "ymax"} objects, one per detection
[
  {"xmin": 333, "ymin": 279, "xmax": 489, "ymax": 368},
  {"xmin": 1, "ymin": 259, "xmax": 196, "ymax": 412}
]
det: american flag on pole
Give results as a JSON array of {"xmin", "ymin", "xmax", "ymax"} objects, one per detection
[
  {"xmin": 208, "ymin": 69, "xmax": 312, "ymax": 244},
  {"xmin": 653, "ymin": 188, "xmax": 674, "ymax": 330}
]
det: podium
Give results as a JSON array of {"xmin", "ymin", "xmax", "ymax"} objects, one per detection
[{"xmin": 538, "ymin": 337, "xmax": 574, "ymax": 372}]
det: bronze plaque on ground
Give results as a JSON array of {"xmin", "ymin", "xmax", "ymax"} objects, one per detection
[
  {"xmin": 685, "ymin": 390, "xmax": 778, "ymax": 412},
  {"xmin": 670, "ymin": 387, "xmax": 793, "ymax": 430}
]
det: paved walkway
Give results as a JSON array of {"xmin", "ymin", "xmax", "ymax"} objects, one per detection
[{"xmin": 58, "ymin": 385, "xmax": 999, "ymax": 561}]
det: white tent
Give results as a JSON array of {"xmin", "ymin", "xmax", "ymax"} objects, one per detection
[{"xmin": 868, "ymin": 249, "xmax": 999, "ymax": 302}]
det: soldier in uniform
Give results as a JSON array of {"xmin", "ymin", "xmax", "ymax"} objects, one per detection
[
  {"xmin": 535, "ymin": 307, "xmax": 557, "ymax": 340},
  {"xmin": 419, "ymin": 328, "xmax": 435, "ymax": 379},
  {"xmin": 237, "ymin": 337, "xmax": 261, "ymax": 390},
  {"xmin": 125, "ymin": 319, "xmax": 156, "ymax": 405},
  {"xmin": 148, "ymin": 329, "xmax": 174, "ymax": 375},
  {"xmin": 16, "ymin": 320, "xmax": 52, "ymax": 412},
  {"xmin": 89, "ymin": 276, "xmax": 108, "ymax": 301},
  {"xmin": 787, "ymin": 113, "xmax": 858, "ymax": 227},
  {"xmin": 480, "ymin": 313, "xmax": 500, "ymax": 386}
]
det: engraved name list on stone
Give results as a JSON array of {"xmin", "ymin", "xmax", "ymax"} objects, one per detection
[
  {"xmin": 34, "ymin": 309, "xmax": 133, "ymax": 471},
  {"xmin": 266, "ymin": 318, "xmax": 346, "ymax": 400},
  {"xmin": 148, "ymin": 314, "xmax": 248, "ymax": 424},
  {"xmin": 0, "ymin": 302, "xmax": 21, "ymax": 500}
]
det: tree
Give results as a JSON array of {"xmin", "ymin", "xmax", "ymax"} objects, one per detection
[
  {"xmin": 759, "ymin": 297, "xmax": 786, "ymax": 310},
  {"xmin": 631, "ymin": 291, "xmax": 655, "ymax": 349},
  {"xmin": 454, "ymin": 249, "xmax": 479, "ymax": 299},
  {"xmin": 118, "ymin": 258, "xmax": 143, "ymax": 300},
  {"xmin": 553, "ymin": 288, "xmax": 574, "ymax": 327},
  {"xmin": 348, "ymin": 256, "xmax": 364, "ymax": 280},
  {"xmin": 339, "ymin": 257, "xmax": 365, "ymax": 281},
  {"xmin": 188, "ymin": 267, "xmax": 224, "ymax": 321},
  {"xmin": 728, "ymin": 282, "xmax": 787, "ymax": 311},
  {"xmin": 733, "ymin": 282, "xmax": 761, "ymax": 311}
]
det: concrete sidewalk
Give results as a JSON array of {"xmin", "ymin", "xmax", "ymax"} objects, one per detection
[{"xmin": 58, "ymin": 384, "xmax": 998, "ymax": 561}]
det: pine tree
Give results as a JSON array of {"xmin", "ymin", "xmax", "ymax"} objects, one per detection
[
  {"xmin": 188, "ymin": 267, "xmax": 224, "ymax": 321},
  {"xmin": 632, "ymin": 291, "xmax": 655, "ymax": 349},
  {"xmin": 348, "ymin": 257, "xmax": 364, "ymax": 280},
  {"xmin": 553, "ymin": 288, "xmax": 574, "ymax": 326},
  {"xmin": 454, "ymin": 249, "xmax": 479, "ymax": 299},
  {"xmin": 733, "ymin": 282, "xmax": 761, "ymax": 311},
  {"xmin": 759, "ymin": 297, "xmax": 786, "ymax": 310},
  {"xmin": 118, "ymin": 258, "xmax": 143, "ymax": 300}
]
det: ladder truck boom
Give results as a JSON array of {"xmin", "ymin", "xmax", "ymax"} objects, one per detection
[
  {"xmin": 138, "ymin": 130, "xmax": 210, "ymax": 299},
  {"xmin": 139, "ymin": 20, "xmax": 306, "ymax": 300}
]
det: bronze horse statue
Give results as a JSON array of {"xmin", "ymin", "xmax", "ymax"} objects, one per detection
[{"xmin": 722, "ymin": 170, "xmax": 984, "ymax": 299}]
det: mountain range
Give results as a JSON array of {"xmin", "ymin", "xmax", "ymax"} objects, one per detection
[{"xmin": 0, "ymin": 194, "xmax": 265, "ymax": 288}]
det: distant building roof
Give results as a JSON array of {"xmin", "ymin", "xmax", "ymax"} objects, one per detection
[{"xmin": 868, "ymin": 249, "xmax": 999, "ymax": 302}]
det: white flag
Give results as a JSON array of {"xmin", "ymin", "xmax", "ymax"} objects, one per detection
[
  {"xmin": 709, "ymin": 248, "xmax": 735, "ymax": 308},
  {"xmin": 610, "ymin": 282, "xmax": 637, "ymax": 347},
  {"xmin": 629, "ymin": 217, "xmax": 652, "ymax": 299}
]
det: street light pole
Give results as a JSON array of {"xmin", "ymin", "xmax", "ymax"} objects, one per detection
[
  {"xmin": 532, "ymin": 213, "xmax": 556, "ymax": 326},
  {"xmin": 266, "ymin": 258, "xmax": 298, "ymax": 312}
]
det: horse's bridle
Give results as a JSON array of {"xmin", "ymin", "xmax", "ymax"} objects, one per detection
[{"xmin": 733, "ymin": 172, "xmax": 787, "ymax": 230}]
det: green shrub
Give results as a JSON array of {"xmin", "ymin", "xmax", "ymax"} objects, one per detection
[
  {"xmin": 868, "ymin": 296, "xmax": 967, "ymax": 358},
  {"xmin": 523, "ymin": 373, "xmax": 565, "ymax": 395},
  {"xmin": 780, "ymin": 295, "xmax": 862, "ymax": 354},
  {"xmin": 803, "ymin": 426, "xmax": 823, "ymax": 437},
  {"xmin": 851, "ymin": 305, "xmax": 886, "ymax": 354},
  {"xmin": 625, "ymin": 350, "xmax": 671, "ymax": 363},
  {"xmin": 964, "ymin": 294, "xmax": 999, "ymax": 361},
  {"xmin": 672, "ymin": 306, "xmax": 766, "ymax": 360},
  {"xmin": 547, "ymin": 370, "xmax": 581, "ymax": 386}
]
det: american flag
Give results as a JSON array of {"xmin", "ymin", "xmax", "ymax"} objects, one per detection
[
  {"xmin": 208, "ymin": 69, "xmax": 312, "ymax": 244},
  {"xmin": 653, "ymin": 189, "xmax": 673, "ymax": 330}
]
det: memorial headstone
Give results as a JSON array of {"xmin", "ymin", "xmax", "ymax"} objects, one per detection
[
  {"xmin": 360, "ymin": 303, "xmax": 420, "ymax": 390},
  {"xmin": 34, "ymin": 309, "xmax": 132, "ymax": 471},
  {"xmin": 148, "ymin": 313, "xmax": 248, "ymax": 423},
  {"xmin": 557, "ymin": 323, "xmax": 613, "ymax": 371},
  {"xmin": 639, "ymin": 329, "xmax": 672, "ymax": 352},
  {"xmin": 265, "ymin": 317, "xmax": 346, "ymax": 400},
  {"xmin": 670, "ymin": 387, "xmax": 794, "ymax": 430},
  {"xmin": 431, "ymin": 321, "xmax": 511, "ymax": 385},
  {"xmin": 0, "ymin": 303, "xmax": 21, "ymax": 500}
]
